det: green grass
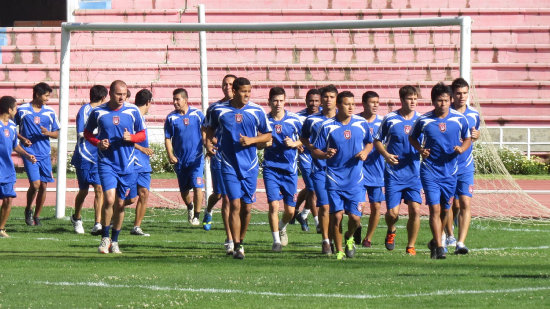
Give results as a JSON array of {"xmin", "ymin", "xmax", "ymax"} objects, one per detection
[{"xmin": 1, "ymin": 206, "xmax": 549, "ymax": 308}]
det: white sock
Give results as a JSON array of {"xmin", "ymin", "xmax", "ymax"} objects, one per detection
[
  {"xmin": 205, "ymin": 209, "xmax": 212, "ymax": 216},
  {"xmin": 301, "ymin": 209, "xmax": 310, "ymax": 220},
  {"xmin": 314, "ymin": 216, "xmax": 319, "ymax": 226},
  {"xmin": 323, "ymin": 238, "xmax": 330, "ymax": 244},
  {"xmin": 272, "ymin": 232, "xmax": 281, "ymax": 243},
  {"xmin": 457, "ymin": 241, "xmax": 465, "ymax": 248},
  {"xmin": 278, "ymin": 220, "xmax": 288, "ymax": 231}
]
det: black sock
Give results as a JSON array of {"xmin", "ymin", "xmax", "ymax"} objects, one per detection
[{"xmin": 194, "ymin": 212, "xmax": 200, "ymax": 219}]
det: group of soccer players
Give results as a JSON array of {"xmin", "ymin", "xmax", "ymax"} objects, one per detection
[{"xmin": 0, "ymin": 74, "xmax": 479, "ymax": 261}]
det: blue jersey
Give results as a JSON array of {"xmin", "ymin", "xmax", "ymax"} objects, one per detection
[
  {"xmin": 135, "ymin": 114, "xmax": 152, "ymax": 173},
  {"xmin": 164, "ymin": 107, "xmax": 205, "ymax": 170},
  {"xmin": 362, "ymin": 114, "xmax": 385, "ymax": 187},
  {"xmin": 314, "ymin": 115, "xmax": 373, "ymax": 190},
  {"xmin": 410, "ymin": 109, "xmax": 471, "ymax": 178},
  {"xmin": 85, "ymin": 102, "xmax": 144, "ymax": 174},
  {"xmin": 453, "ymin": 106, "xmax": 480, "ymax": 174},
  {"xmin": 263, "ymin": 111, "xmax": 302, "ymax": 174},
  {"xmin": 208, "ymin": 101, "xmax": 272, "ymax": 179},
  {"xmin": 301, "ymin": 112, "xmax": 331, "ymax": 173},
  {"xmin": 203, "ymin": 100, "xmax": 226, "ymax": 170},
  {"xmin": 295, "ymin": 109, "xmax": 316, "ymax": 171},
  {"xmin": 375, "ymin": 111, "xmax": 421, "ymax": 184},
  {"xmin": 0, "ymin": 120, "xmax": 19, "ymax": 183},
  {"xmin": 15, "ymin": 103, "xmax": 60, "ymax": 159},
  {"xmin": 71, "ymin": 103, "xmax": 98, "ymax": 170}
]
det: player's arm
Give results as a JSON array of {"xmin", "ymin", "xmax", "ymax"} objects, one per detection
[
  {"xmin": 14, "ymin": 145, "xmax": 37, "ymax": 163},
  {"xmin": 355, "ymin": 142, "xmax": 373, "ymax": 161},
  {"xmin": 408, "ymin": 135, "xmax": 430, "ymax": 159},
  {"xmin": 239, "ymin": 132, "xmax": 272, "ymax": 147},
  {"xmin": 470, "ymin": 128, "xmax": 480, "ymax": 142},
  {"xmin": 40, "ymin": 126, "xmax": 59, "ymax": 139},
  {"xmin": 17, "ymin": 133, "xmax": 32, "ymax": 147},
  {"xmin": 123, "ymin": 128, "xmax": 145, "ymax": 144},
  {"xmin": 374, "ymin": 139, "xmax": 399, "ymax": 165},
  {"xmin": 284, "ymin": 136, "xmax": 302, "ymax": 149},
  {"xmin": 454, "ymin": 137, "xmax": 472, "ymax": 155},
  {"xmin": 135, "ymin": 143, "xmax": 153, "ymax": 156},
  {"xmin": 204, "ymin": 126, "xmax": 217, "ymax": 156}
]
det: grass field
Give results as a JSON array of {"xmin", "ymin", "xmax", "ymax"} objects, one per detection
[{"xmin": 0, "ymin": 206, "xmax": 549, "ymax": 308}]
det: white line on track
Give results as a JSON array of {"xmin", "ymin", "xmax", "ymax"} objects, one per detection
[{"xmin": 35, "ymin": 281, "xmax": 550, "ymax": 299}]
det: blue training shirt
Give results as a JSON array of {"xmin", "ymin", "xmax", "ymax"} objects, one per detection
[
  {"xmin": 207, "ymin": 101, "xmax": 272, "ymax": 179},
  {"xmin": 453, "ymin": 106, "xmax": 480, "ymax": 174},
  {"xmin": 301, "ymin": 112, "xmax": 331, "ymax": 173},
  {"xmin": 295, "ymin": 109, "xmax": 314, "ymax": 172},
  {"xmin": 203, "ymin": 100, "xmax": 226, "ymax": 171},
  {"xmin": 71, "ymin": 103, "xmax": 98, "ymax": 170},
  {"xmin": 362, "ymin": 114, "xmax": 385, "ymax": 187},
  {"xmin": 313, "ymin": 115, "xmax": 373, "ymax": 190},
  {"xmin": 409, "ymin": 109, "xmax": 471, "ymax": 178},
  {"xmin": 85, "ymin": 102, "xmax": 145, "ymax": 174},
  {"xmin": 164, "ymin": 107, "xmax": 205, "ymax": 171},
  {"xmin": 135, "ymin": 113, "xmax": 152, "ymax": 173},
  {"xmin": 15, "ymin": 103, "xmax": 60, "ymax": 159},
  {"xmin": 263, "ymin": 111, "xmax": 302, "ymax": 174},
  {"xmin": 374, "ymin": 111, "xmax": 421, "ymax": 184},
  {"xmin": 0, "ymin": 120, "xmax": 19, "ymax": 183}
]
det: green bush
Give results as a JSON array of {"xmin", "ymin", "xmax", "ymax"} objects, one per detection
[
  {"xmin": 474, "ymin": 143, "xmax": 549, "ymax": 175},
  {"xmin": 149, "ymin": 143, "xmax": 173, "ymax": 173}
]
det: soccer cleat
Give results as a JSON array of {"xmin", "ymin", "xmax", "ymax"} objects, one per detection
[
  {"xmin": 406, "ymin": 246, "xmax": 416, "ymax": 256},
  {"xmin": 272, "ymin": 242, "xmax": 282, "ymax": 252},
  {"xmin": 70, "ymin": 215, "xmax": 85, "ymax": 234},
  {"xmin": 428, "ymin": 239, "xmax": 437, "ymax": 259},
  {"xmin": 0, "ymin": 229, "xmax": 9, "ymax": 238},
  {"xmin": 296, "ymin": 215, "xmax": 309, "ymax": 232},
  {"xmin": 98, "ymin": 237, "xmax": 111, "ymax": 254},
  {"xmin": 224, "ymin": 240, "xmax": 234, "ymax": 255},
  {"xmin": 279, "ymin": 228, "xmax": 288, "ymax": 246},
  {"xmin": 110, "ymin": 241, "xmax": 122, "ymax": 254},
  {"xmin": 130, "ymin": 226, "xmax": 150, "ymax": 237},
  {"xmin": 454, "ymin": 244, "xmax": 469, "ymax": 255},
  {"xmin": 321, "ymin": 241, "xmax": 332, "ymax": 255},
  {"xmin": 33, "ymin": 217, "xmax": 42, "ymax": 226},
  {"xmin": 345, "ymin": 236, "xmax": 356, "ymax": 258},
  {"xmin": 435, "ymin": 247, "xmax": 447, "ymax": 259},
  {"xmin": 336, "ymin": 251, "xmax": 345, "ymax": 260},
  {"xmin": 191, "ymin": 217, "xmax": 200, "ymax": 226},
  {"xmin": 90, "ymin": 223, "xmax": 103, "ymax": 236},
  {"xmin": 202, "ymin": 212, "xmax": 212, "ymax": 231},
  {"xmin": 446, "ymin": 235, "xmax": 457, "ymax": 247},
  {"xmin": 353, "ymin": 226, "xmax": 362, "ymax": 245},
  {"xmin": 233, "ymin": 245, "xmax": 245, "ymax": 259},
  {"xmin": 316, "ymin": 224, "xmax": 321, "ymax": 234},
  {"xmin": 187, "ymin": 207, "xmax": 194, "ymax": 224},
  {"xmin": 385, "ymin": 230, "xmax": 396, "ymax": 251},
  {"xmin": 25, "ymin": 209, "xmax": 34, "ymax": 226},
  {"xmin": 362, "ymin": 238, "xmax": 372, "ymax": 248}
]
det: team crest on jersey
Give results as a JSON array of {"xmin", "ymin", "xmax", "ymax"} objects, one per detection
[
  {"xmin": 34, "ymin": 116, "xmax": 40, "ymax": 125},
  {"xmin": 275, "ymin": 124, "xmax": 283, "ymax": 134},
  {"xmin": 184, "ymin": 118, "xmax": 189, "ymax": 126},
  {"xmin": 196, "ymin": 177, "xmax": 203, "ymax": 185},
  {"xmin": 235, "ymin": 114, "xmax": 243, "ymax": 123},
  {"xmin": 344, "ymin": 130, "xmax": 351, "ymax": 140},
  {"xmin": 369, "ymin": 127, "xmax": 374, "ymax": 135},
  {"xmin": 439, "ymin": 123, "xmax": 447, "ymax": 132},
  {"xmin": 4, "ymin": 129, "xmax": 9, "ymax": 137},
  {"xmin": 404, "ymin": 125, "xmax": 411, "ymax": 134},
  {"xmin": 113, "ymin": 116, "xmax": 120, "ymax": 125}
]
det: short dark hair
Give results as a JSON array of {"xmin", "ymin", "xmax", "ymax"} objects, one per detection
[
  {"xmin": 362, "ymin": 91, "xmax": 379, "ymax": 103},
  {"xmin": 320, "ymin": 84, "xmax": 338, "ymax": 97},
  {"xmin": 89, "ymin": 85, "xmax": 108, "ymax": 103},
  {"xmin": 109, "ymin": 80, "xmax": 127, "ymax": 94},
  {"xmin": 33, "ymin": 82, "xmax": 52, "ymax": 99},
  {"xmin": 451, "ymin": 77, "xmax": 470, "ymax": 93},
  {"xmin": 173, "ymin": 88, "xmax": 188, "ymax": 98},
  {"xmin": 0, "ymin": 96, "xmax": 16, "ymax": 114},
  {"xmin": 305, "ymin": 88, "xmax": 321, "ymax": 99},
  {"xmin": 135, "ymin": 89, "xmax": 153, "ymax": 107},
  {"xmin": 269, "ymin": 87, "xmax": 286, "ymax": 101},
  {"xmin": 336, "ymin": 91, "xmax": 354, "ymax": 105},
  {"xmin": 431, "ymin": 82, "xmax": 452, "ymax": 102},
  {"xmin": 126, "ymin": 89, "xmax": 132, "ymax": 100},
  {"xmin": 399, "ymin": 85, "xmax": 418, "ymax": 100},
  {"xmin": 232, "ymin": 77, "xmax": 251, "ymax": 92},
  {"xmin": 223, "ymin": 74, "xmax": 237, "ymax": 82}
]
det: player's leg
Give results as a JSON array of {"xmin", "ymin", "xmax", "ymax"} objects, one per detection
[
  {"xmin": 190, "ymin": 163, "xmax": 205, "ymax": 225},
  {"xmin": 343, "ymin": 189, "xmax": 363, "ymax": 258},
  {"xmin": 220, "ymin": 195, "xmax": 233, "ymax": 253},
  {"xmin": 312, "ymin": 171, "xmax": 331, "ymax": 253},
  {"xmin": 22, "ymin": 157, "xmax": 40, "ymax": 225},
  {"xmin": 422, "ymin": 171, "xmax": 447, "ymax": 259},
  {"xmin": 0, "ymin": 197, "xmax": 13, "ymax": 238},
  {"xmin": 405, "ymin": 200, "xmax": 420, "ymax": 255},
  {"xmin": 454, "ymin": 172, "xmax": 473, "ymax": 254},
  {"xmin": 203, "ymin": 164, "xmax": 224, "ymax": 231},
  {"xmin": 268, "ymin": 200, "xmax": 282, "ymax": 251},
  {"xmin": 91, "ymin": 183, "xmax": 104, "ymax": 235},
  {"xmin": 110, "ymin": 172, "xmax": 137, "ymax": 253},
  {"xmin": 330, "ymin": 211, "xmax": 344, "ymax": 259},
  {"xmin": 131, "ymin": 186, "xmax": 150, "ymax": 236},
  {"xmin": 98, "ymin": 187, "xmax": 116, "ymax": 254},
  {"xmin": 384, "ymin": 205, "xmax": 399, "ymax": 251},
  {"xmin": 176, "ymin": 169, "xmax": 195, "ymax": 224},
  {"xmin": 264, "ymin": 167, "xmax": 282, "ymax": 249},
  {"xmin": 278, "ymin": 173, "xmax": 298, "ymax": 247},
  {"xmin": 363, "ymin": 186, "xmax": 384, "ymax": 247},
  {"xmin": 444, "ymin": 198, "xmax": 459, "ymax": 247},
  {"xmin": 71, "ymin": 168, "xmax": 89, "ymax": 234},
  {"xmin": 33, "ymin": 181, "xmax": 48, "ymax": 224}
]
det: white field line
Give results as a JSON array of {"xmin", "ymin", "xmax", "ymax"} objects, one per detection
[{"xmin": 35, "ymin": 281, "xmax": 550, "ymax": 299}]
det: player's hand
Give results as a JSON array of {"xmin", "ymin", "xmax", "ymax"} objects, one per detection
[
  {"xmin": 454, "ymin": 145, "xmax": 465, "ymax": 154},
  {"xmin": 168, "ymin": 155, "xmax": 178, "ymax": 164},
  {"xmin": 206, "ymin": 143, "xmax": 217, "ymax": 156},
  {"xmin": 27, "ymin": 154, "xmax": 37, "ymax": 164},
  {"xmin": 239, "ymin": 133, "xmax": 253, "ymax": 147},
  {"xmin": 123, "ymin": 128, "xmax": 132, "ymax": 142},
  {"xmin": 471, "ymin": 128, "xmax": 480, "ymax": 140},
  {"xmin": 297, "ymin": 145, "xmax": 305, "ymax": 153},
  {"xmin": 211, "ymin": 137, "xmax": 218, "ymax": 145},
  {"xmin": 98, "ymin": 139, "xmax": 110, "ymax": 150},
  {"xmin": 21, "ymin": 138, "xmax": 32, "ymax": 147},
  {"xmin": 265, "ymin": 138, "xmax": 273, "ymax": 148},
  {"xmin": 325, "ymin": 148, "xmax": 337, "ymax": 159},
  {"xmin": 40, "ymin": 126, "xmax": 50, "ymax": 136},
  {"xmin": 142, "ymin": 147, "xmax": 154, "ymax": 156},
  {"xmin": 355, "ymin": 149, "xmax": 369, "ymax": 161},
  {"xmin": 419, "ymin": 148, "xmax": 431, "ymax": 159},
  {"xmin": 283, "ymin": 136, "xmax": 296, "ymax": 148},
  {"xmin": 384, "ymin": 153, "xmax": 399, "ymax": 165}
]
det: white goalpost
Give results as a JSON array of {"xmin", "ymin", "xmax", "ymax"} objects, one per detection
[{"xmin": 56, "ymin": 10, "xmax": 475, "ymax": 218}]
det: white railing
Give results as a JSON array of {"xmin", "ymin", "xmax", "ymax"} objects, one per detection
[{"xmin": 484, "ymin": 126, "xmax": 550, "ymax": 157}]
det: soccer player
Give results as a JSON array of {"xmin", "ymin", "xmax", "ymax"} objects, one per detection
[
  {"xmin": 444, "ymin": 78, "xmax": 480, "ymax": 254},
  {"xmin": 300, "ymin": 85, "xmax": 338, "ymax": 255},
  {"xmin": 356, "ymin": 91, "xmax": 385, "ymax": 248},
  {"xmin": 70, "ymin": 85, "xmax": 107, "ymax": 235},
  {"xmin": 409, "ymin": 82, "xmax": 471, "ymax": 259},
  {"xmin": 374, "ymin": 85, "xmax": 422, "ymax": 255},
  {"xmin": 84, "ymin": 80, "xmax": 145, "ymax": 254},
  {"xmin": 164, "ymin": 88, "xmax": 205, "ymax": 226},
  {"xmin": 294, "ymin": 88, "xmax": 321, "ymax": 233},
  {"xmin": 127, "ymin": 89, "xmax": 154, "ymax": 236},
  {"xmin": 0, "ymin": 96, "xmax": 37, "ymax": 238},
  {"xmin": 15, "ymin": 82, "xmax": 59, "ymax": 226},
  {"xmin": 205, "ymin": 77, "xmax": 272, "ymax": 259},
  {"xmin": 311, "ymin": 91, "xmax": 373, "ymax": 260},
  {"xmin": 261, "ymin": 87, "xmax": 302, "ymax": 252}
]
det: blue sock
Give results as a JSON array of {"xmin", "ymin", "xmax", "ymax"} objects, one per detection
[
  {"xmin": 102, "ymin": 225, "xmax": 111, "ymax": 238},
  {"xmin": 112, "ymin": 229, "xmax": 121, "ymax": 242}
]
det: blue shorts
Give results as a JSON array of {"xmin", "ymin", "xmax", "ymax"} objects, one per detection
[
  {"xmin": 0, "ymin": 182, "xmax": 16, "ymax": 199},
  {"xmin": 176, "ymin": 161, "xmax": 205, "ymax": 192},
  {"xmin": 366, "ymin": 186, "xmax": 385, "ymax": 203},
  {"xmin": 263, "ymin": 167, "xmax": 298, "ymax": 206},
  {"xmin": 311, "ymin": 170, "xmax": 329, "ymax": 207},
  {"xmin": 420, "ymin": 169, "xmax": 457, "ymax": 210},
  {"xmin": 223, "ymin": 170, "xmax": 258, "ymax": 204},
  {"xmin": 23, "ymin": 156, "xmax": 54, "ymax": 183},
  {"xmin": 385, "ymin": 178, "xmax": 422, "ymax": 210},
  {"xmin": 210, "ymin": 166, "xmax": 226, "ymax": 195},
  {"xmin": 298, "ymin": 163, "xmax": 315, "ymax": 192},
  {"xmin": 128, "ymin": 171, "xmax": 151, "ymax": 199},
  {"xmin": 328, "ymin": 187, "xmax": 366, "ymax": 217},
  {"xmin": 75, "ymin": 166, "xmax": 101, "ymax": 190},
  {"xmin": 455, "ymin": 171, "xmax": 474, "ymax": 198},
  {"xmin": 98, "ymin": 164, "xmax": 138, "ymax": 199}
]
